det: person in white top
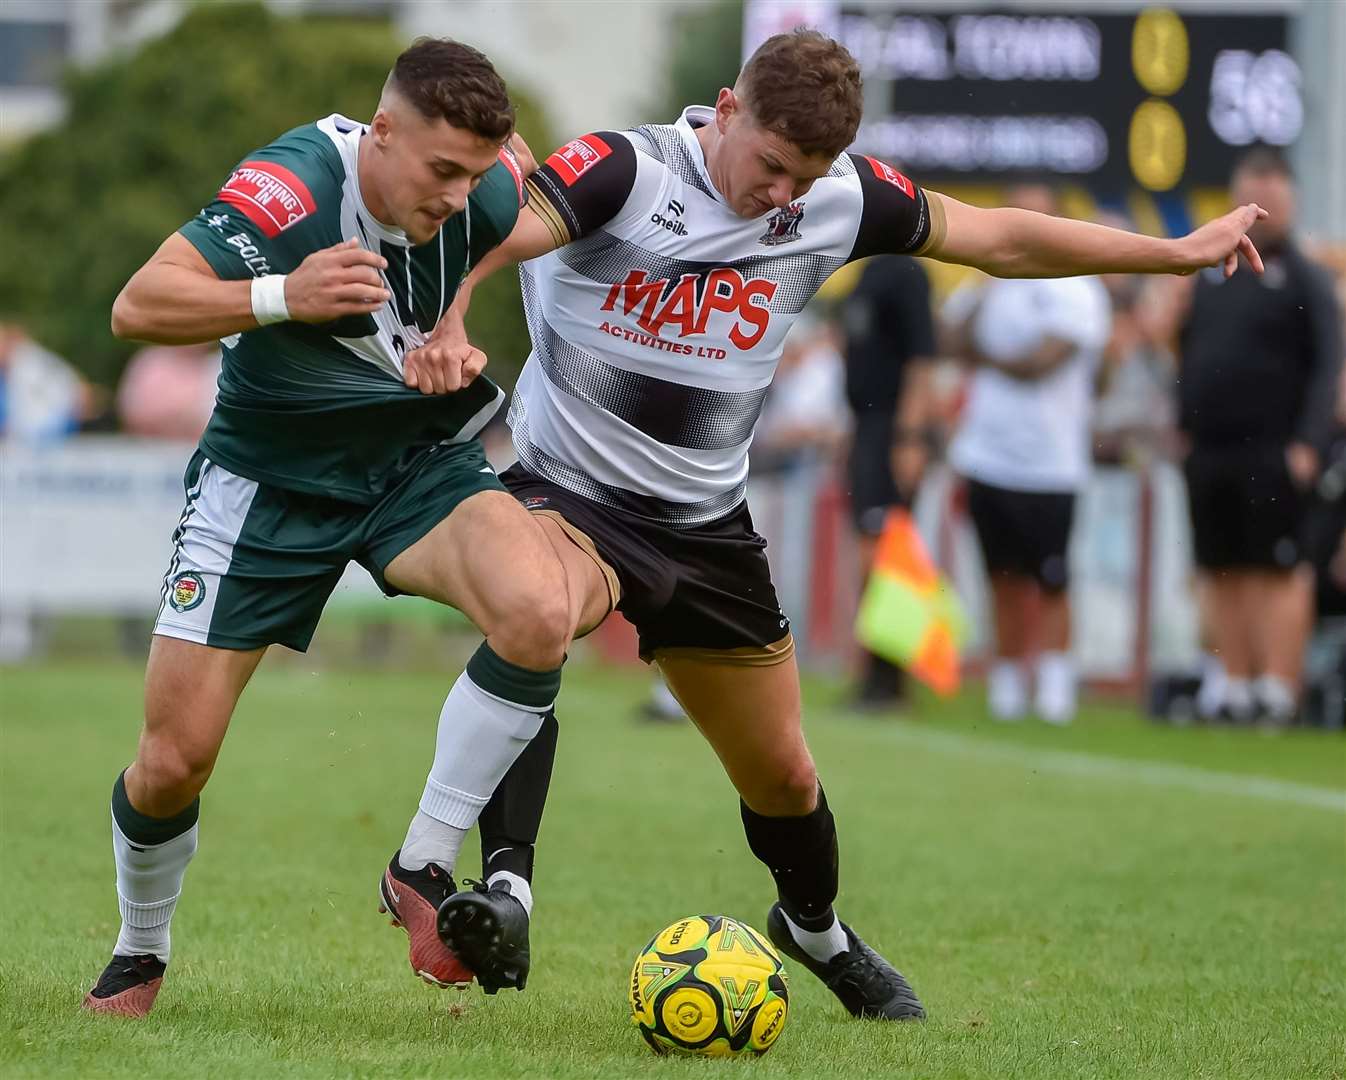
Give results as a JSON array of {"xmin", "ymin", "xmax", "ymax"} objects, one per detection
[
  {"xmin": 416, "ymin": 30, "xmax": 1267, "ymax": 1018},
  {"xmin": 945, "ymin": 185, "xmax": 1113, "ymax": 724}
]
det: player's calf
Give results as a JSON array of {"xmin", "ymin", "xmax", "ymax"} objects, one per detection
[{"xmin": 83, "ymin": 769, "xmax": 199, "ymax": 1019}]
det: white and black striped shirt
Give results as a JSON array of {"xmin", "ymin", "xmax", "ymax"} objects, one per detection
[{"xmin": 512, "ymin": 106, "xmax": 933, "ymax": 526}]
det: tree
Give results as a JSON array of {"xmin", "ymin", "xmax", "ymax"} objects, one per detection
[
  {"xmin": 657, "ymin": 0, "xmax": 744, "ymax": 122},
  {"xmin": 0, "ymin": 2, "xmax": 550, "ymax": 390}
]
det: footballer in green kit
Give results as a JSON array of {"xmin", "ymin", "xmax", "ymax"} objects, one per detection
[{"xmin": 83, "ymin": 39, "xmax": 567, "ymax": 1017}]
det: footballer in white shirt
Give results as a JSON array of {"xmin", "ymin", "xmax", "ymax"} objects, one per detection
[{"xmin": 417, "ymin": 28, "xmax": 1269, "ymax": 1019}]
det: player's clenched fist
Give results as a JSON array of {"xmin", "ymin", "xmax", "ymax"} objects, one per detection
[
  {"xmin": 402, "ymin": 338, "xmax": 488, "ymax": 395},
  {"xmin": 283, "ymin": 238, "xmax": 391, "ymax": 322}
]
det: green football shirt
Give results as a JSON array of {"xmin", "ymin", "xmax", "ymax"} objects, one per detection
[{"xmin": 179, "ymin": 113, "xmax": 524, "ymax": 504}]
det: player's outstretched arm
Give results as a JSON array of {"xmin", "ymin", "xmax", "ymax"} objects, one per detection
[
  {"xmin": 111, "ymin": 236, "xmax": 390, "ymax": 345},
  {"xmin": 927, "ymin": 193, "xmax": 1267, "ymax": 280}
]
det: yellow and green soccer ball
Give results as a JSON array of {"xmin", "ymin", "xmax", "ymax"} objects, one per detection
[{"xmin": 629, "ymin": 914, "xmax": 789, "ymax": 1057}]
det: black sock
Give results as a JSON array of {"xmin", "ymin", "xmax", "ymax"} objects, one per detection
[
  {"xmin": 112, "ymin": 769, "xmax": 198, "ymax": 845},
  {"xmin": 860, "ymin": 652, "xmax": 905, "ymax": 698},
  {"xmin": 740, "ymin": 785, "xmax": 839, "ymax": 930},
  {"xmin": 478, "ymin": 709, "xmax": 559, "ymax": 882}
]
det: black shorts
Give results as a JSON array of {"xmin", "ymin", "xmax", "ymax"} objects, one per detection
[
  {"xmin": 847, "ymin": 411, "xmax": 906, "ymax": 536},
  {"xmin": 501, "ymin": 465, "xmax": 791, "ymax": 663},
  {"xmin": 965, "ymin": 478, "xmax": 1075, "ymax": 592},
  {"xmin": 1183, "ymin": 442, "xmax": 1305, "ymax": 570}
]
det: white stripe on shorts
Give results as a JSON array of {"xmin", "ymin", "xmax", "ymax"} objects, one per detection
[{"xmin": 153, "ymin": 457, "xmax": 260, "ymax": 647}]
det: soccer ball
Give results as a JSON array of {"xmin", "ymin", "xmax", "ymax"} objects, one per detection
[{"xmin": 628, "ymin": 914, "xmax": 789, "ymax": 1057}]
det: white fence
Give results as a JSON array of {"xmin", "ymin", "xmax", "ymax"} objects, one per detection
[
  {"xmin": 0, "ymin": 438, "xmax": 389, "ymax": 657},
  {"xmin": 748, "ymin": 459, "xmax": 1201, "ymax": 685},
  {"xmin": 1, "ymin": 438, "xmax": 1201, "ymax": 680}
]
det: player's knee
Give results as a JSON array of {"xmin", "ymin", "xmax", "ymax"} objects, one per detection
[
  {"xmin": 749, "ymin": 757, "xmax": 819, "ymax": 817},
  {"xmin": 135, "ymin": 729, "xmax": 215, "ymax": 806},
  {"xmin": 490, "ymin": 587, "xmax": 572, "ymax": 670}
]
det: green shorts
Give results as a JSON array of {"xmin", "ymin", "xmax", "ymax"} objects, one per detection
[{"xmin": 153, "ymin": 442, "xmax": 504, "ymax": 652}]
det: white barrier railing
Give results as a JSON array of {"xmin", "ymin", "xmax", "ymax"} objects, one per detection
[
  {"xmin": 749, "ymin": 459, "xmax": 1201, "ymax": 686},
  {"xmin": 1, "ymin": 438, "xmax": 1200, "ymax": 682}
]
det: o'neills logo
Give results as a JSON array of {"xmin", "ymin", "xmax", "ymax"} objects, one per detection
[
  {"xmin": 650, "ymin": 199, "xmax": 688, "ymax": 236},
  {"xmin": 218, "ymin": 160, "xmax": 317, "ymax": 237},
  {"xmin": 600, "ymin": 267, "xmax": 777, "ymax": 350},
  {"xmin": 649, "ymin": 211, "xmax": 688, "ymax": 236}
]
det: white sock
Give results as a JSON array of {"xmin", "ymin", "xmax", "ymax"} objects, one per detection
[
  {"xmin": 112, "ymin": 815, "xmax": 198, "ymax": 964},
  {"xmin": 401, "ymin": 668, "xmax": 550, "ymax": 873},
  {"xmin": 1223, "ymin": 676, "xmax": 1254, "ymax": 720},
  {"xmin": 1253, "ymin": 674, "xmax": 1297, "ymax": 719},
  {"xmin": 486, "ymin": 870, "xmax": 534, "ymax": 918},
  {"xmin": 649, "ymin": 679, "xmax": 685, "ymax": 719},
  {"xmin": 782, "ymin": 910, "xmax": 848, "ymax": 963},
  {"xmin": 400, "ymin": 810, "xmax": 467, "ymax": 874},
  {"xmin": 988, "ymin": 659, "xmax": 1028, "ymax": 721},
  {"xmin": 1195, "ymin": 653, "xmax": 1227, "ymax": 719},
  {"xmin": 1035, "ymin": 651, "xmax": 1077, "ymax": 726}
]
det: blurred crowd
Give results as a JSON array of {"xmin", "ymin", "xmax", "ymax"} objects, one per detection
[
  {"xmin": 0, "ymin": 329, "xmax": 218, "ymax": 445},
  {"xmin": 4, "ymin": 149, "xmax": 1344, "ymax": 730},
  {"xmin": 750, "ymin": 148, "xmax": 1346, "ymax": 730}
]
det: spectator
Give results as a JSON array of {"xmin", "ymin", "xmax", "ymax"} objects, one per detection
[
  {"xmin": 0, "ymin": 322, "xmax": 99, "ymax": 442},
  {"xmin": 753, "ymin": 315, "xmax": 849, "ymax": 473},
  {"xmin": 115, "ymin": 343, "xmax": 220, "ymax": 440},
  {"xmin": 1091, "ymin": 213, "xmax": 1178, "ymax": 463},
  {"xmin": 839, "ymin": 254, "xmax": 936, "ymax": 710},
  {"xmin": 1146, "ymin": 148, "xmax": 1343, "ymax": 727},
  {"xmin": 1300, "ymin": 266, "xmax": 1346, "ymax": 728},
  {"xmin": 943, "ymin": 184, "xmax": 1112, "ymax": 724}
]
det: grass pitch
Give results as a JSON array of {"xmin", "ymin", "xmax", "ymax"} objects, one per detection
[{"xmin": 2, "ymin": 658, "xmax": 1343, "ymax": 1079}]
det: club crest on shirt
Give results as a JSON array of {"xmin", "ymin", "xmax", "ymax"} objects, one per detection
[
  {"xmin": 168, "ymin": 572, "xmax": 206, "ymax": 613},
  {"xmin": 759, "ymin": 202, "xmax": 805, "ymax": 246}
]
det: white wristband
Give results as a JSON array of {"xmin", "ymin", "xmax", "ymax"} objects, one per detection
[{"xmin": 250, "ymin": 274, "xmax": 290, "ymax": 326}]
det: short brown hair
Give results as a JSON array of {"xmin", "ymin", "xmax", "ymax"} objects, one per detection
[
  {"xmin": 1232, "ymin": 145, "xmax": 1294, "ymax": 183},
  {"xmin": 388, "ymin": 38, "xmax": 515, "ymax": 143},
  {"xmin": 738, "ymin": 29, "xmax": 862, "ymax": 160}
]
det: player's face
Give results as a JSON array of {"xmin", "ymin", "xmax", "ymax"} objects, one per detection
[
  {"xmin": 1231, "ymin": 169, "xmax": 1295, "ymax": 249},
  {"xmin": 368, "ymin": 102, "xmax": 502, "ymax": 245},
  {"xmin": 709, "ymin": 90, "xmax": 835, "ymax": 218}
]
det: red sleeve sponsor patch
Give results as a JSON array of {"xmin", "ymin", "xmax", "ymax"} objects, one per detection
[
  {"xmin": 497, "ymin": 146, "xmax": 526, "ymax": 207},
  {"xmin": 217, "ymin": 160, "xmax": 317, "ymax": 238},
  {"xmin": 863, "ymin": 156, "xmax": 915, "ymax": 200},
  {"xmin": 545, "ymin": 134, "xmax": 612, "ymax": 186}
]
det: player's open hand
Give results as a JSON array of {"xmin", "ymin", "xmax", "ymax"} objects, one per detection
[
  {"xmin": 402, "ymin": 337, "xmax": 487, "ymax": 395},
  {"xmin": 1175, "ymin": 204, "xmax": 1268, "ymax": 278},
  {"xmin": 285, "ymin": 239, "xmax": 391, "ymax": 322}
]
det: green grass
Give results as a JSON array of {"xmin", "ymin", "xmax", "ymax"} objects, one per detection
[{"xmin": 2, "ymin": 660, "xmax": 1344, "ymax": 1079}]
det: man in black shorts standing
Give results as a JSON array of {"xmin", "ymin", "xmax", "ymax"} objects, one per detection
[
  {"xmin": 433, "ymin": 29, "xmax": 1269, "ymax": 1020},
  {"xmin": 943, "ymin": 184, "xmax": 1113, "ymax": 725},
  {"xmin": 1150, "ymin": 148, "xmax": 1342, "ymax": 726}
]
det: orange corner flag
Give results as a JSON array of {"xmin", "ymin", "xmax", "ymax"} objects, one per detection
[{"xmin": 855, "ymin": 509, "xmax": 966, "ymax": 696}]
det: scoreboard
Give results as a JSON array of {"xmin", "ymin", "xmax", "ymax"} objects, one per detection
[{"xmin": 743, "ymin": 3, "xmax": 1302, "ymax": 195}]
